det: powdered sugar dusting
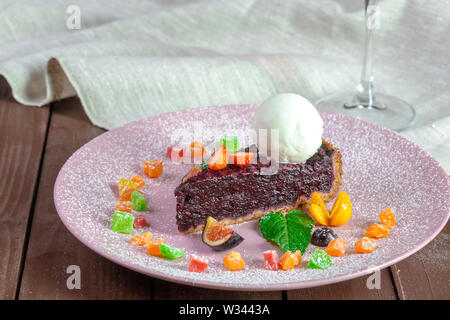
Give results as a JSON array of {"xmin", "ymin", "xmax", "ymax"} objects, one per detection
[{"xmin": 54, "ymin": 105, "xmax": 450, "ymax": 290}]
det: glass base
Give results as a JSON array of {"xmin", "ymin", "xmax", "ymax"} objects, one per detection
[{"xmin": 315, "ymin": 91, "xmax": 416, "ymax": 132}]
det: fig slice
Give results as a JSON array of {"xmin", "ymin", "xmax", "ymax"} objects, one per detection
[{"xmin": 202, "ymin": 216, "xmax": 244, "ymax": 251}]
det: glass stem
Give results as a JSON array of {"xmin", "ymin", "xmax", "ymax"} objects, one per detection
[
  {"xmin": 347, "ymin": 0, "xmax": 385, "ymax": 109},
  {"xmin": 357, "ymin": 0, "xmax": 374, "ymax": 103}
]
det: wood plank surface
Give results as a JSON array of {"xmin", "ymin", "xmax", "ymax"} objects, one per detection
[
  {"xmin": 18, "ymin": 98, "xmax": 152, "ymax": 299},
  {"xmin": 390, "ymin": 222, "xmax": 449, "ymax": 300},
  {"xmin": 0, "ymin": 99, "xmax": 50, "ymax": 300},
  {"xmin": 287, "ymin": 269, "xmax": 397, "ymax": 300},
  {"xmin": 152, "ymin": 279, "xmax": 283, "ymax": 300}
]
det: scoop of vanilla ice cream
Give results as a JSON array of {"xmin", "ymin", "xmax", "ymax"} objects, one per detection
[{"xmin": 252, "ymin": 93, "xmax": 323, "ymax": 163}]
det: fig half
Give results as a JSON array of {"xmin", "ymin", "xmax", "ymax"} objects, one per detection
[{"xmin": 202, "ymin": 216, "xmax": 244, "ymax": 251}]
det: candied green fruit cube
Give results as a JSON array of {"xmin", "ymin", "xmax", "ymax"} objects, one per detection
[
  {"xmin": 308, "ymin": 249, "xmax": 332, "ymax": 269},
  {"xmin": 131, "ymin": 190, "xmax": 147, "ymax": 211},
  {"xmin": 159, "ymin": 243, "xmax": 184, "ymax": 260},
  {"xmin": 220, "ymin": 136, "xmax": 239, "ymax": 153},
  {"xmin": 110, "ymin": 210, "xmax": 134, "ymax": 234}
]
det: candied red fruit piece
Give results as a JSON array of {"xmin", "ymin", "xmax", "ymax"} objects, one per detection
[
  {"xmin": 167, "ymin": 145, "xmax": 184, "ymax": 162},
  {"xmin": 133, "ymin": 214, "xmax": 147, "ymax": 228},
  {"xmin": 229, "ymin": 152, "xmax": 255, "ymax": 166},
  {"xmin": 263, "ymin": 250, "xmax": 279, "ymax": 271},
  {"xmin": 189, "ymin": 255, "xmax": 209, "ymax": 273}
]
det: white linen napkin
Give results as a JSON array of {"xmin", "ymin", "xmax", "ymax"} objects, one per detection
[{"xmin": 0, "ymin": 0, "xmax": 449, "ymax": 172}]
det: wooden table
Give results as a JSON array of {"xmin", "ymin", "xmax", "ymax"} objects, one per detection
[{"xmin": 1, "ymin": 95, "xmax": 448, "ymax": 300}]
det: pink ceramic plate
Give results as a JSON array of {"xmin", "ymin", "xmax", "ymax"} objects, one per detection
[{"xmin": 54, "ymin": 105, "xmax": 450, "ymax": 291}]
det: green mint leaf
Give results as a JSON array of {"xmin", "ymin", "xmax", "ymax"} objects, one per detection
[{"xmin": 259, "ymin": 209, "xmax": 315, "ymax": 254}]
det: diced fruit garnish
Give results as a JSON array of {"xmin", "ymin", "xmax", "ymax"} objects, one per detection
[
  {"xmin": 110, "ymin": 211, "xmax": 134, "ymax": 234},
  {"xmin": 131, "ymin": 190, "xmax": 147, "ymax": 211},
  {"xmin": 159, "ymin": 243, "xmax": 185, "ymax": 260},
  {"xmin": 308, "ymin": 191, "xmax": 352, "ymax": 227},
  {"xmin": 190, "ymin": 141, "xmax": 206, "ymax": 149},
  {"xmin": 279, "ymin": 251, "xmax": 302, "ymax": 271},
  {"xmin": 308, "ymin": 249, "xmax": 332, "ymax": 269},
  {"xmin": 133, "ymin": 214, "xmax": 147, "ymax": 228},
  {"xmin": 364, "ymin": 223, "xmax": 390, "ymax": 239},
  {"xmin": 208, "ymin": 146, "xmax": 228, "ymax": 170},
  {"xmin": 131, "ymin": 175, "xmax": 145, "ymax": 188},
  {"xmin": 189, "ymin": 255, "xmax": 209, "ymax": 273},
  {"xmin": 325, "ymin": 238, "xmax": 347, "ymax": 256},
  {"xmin": 187, "ymin": 141, "xmax": 206, "ymax": 162},
  {"xmin": 223, "ymin": 251, "xmax": 245, "ymax": 271},
  {"xmin": 118, "ymin": 178, "xmax": 138, "ymax": 196},
  {"xmin": 229, "ymin": 152, "xmax": 255, "ymax": 166},
  {"xmin": 115, "ymin": 201, "xmax": 131, "ymax": 213},
  {"xmin": 263, "ymin": 250, "xmax": 279, "ymax": 271},
  {"xmin": 190, "ymin": 147, "xmax": 205, "ymax": 161},
  {"xmin": 202, "ymin": 216, "xmax": 244, "ymax": 251},
  {"xmin": 143, "ymin": 159, "xmax": 163, "ymax": 178},
  {"xmin": 354, "ymin": 237, "xmax": 376, "ymax": 253},
  {"xmin": 146, "ymin": 238, "xmax": 165, "ymax": 257},
  {"xmin": 220, "ymin": 136, "xmax": 239, "ymax": 153},
  {"xmin": 120, "ymin": 187, "xmax": 142, "ymax": 201},
  {"xmin": 167, "ymin": 145, "xmax": 184, "ymax": 162},
  {"xmin": 130, "ymin": 232, "xmax": 152, "ymax": 246},
  {"xmin": 379, "ymin": 208, "xmax": 396, "ymax": 229},
  {"xmin": 311, "ymin": 227, "xmax": 338, "ymax": 247}
]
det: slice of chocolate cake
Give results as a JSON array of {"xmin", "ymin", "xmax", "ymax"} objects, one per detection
[{"xmin": 175, "ymin": 139, "xmax": 342, "ymax": 233}]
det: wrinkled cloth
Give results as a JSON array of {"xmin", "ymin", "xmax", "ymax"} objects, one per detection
[{"xmin": 0, "ymin": 0, "xmax": 449, "ymax": 172}]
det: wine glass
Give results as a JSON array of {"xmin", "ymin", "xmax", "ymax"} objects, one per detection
[{"xmin": 315, "ymin": 0, "xmax": 416, "ymax": 132}]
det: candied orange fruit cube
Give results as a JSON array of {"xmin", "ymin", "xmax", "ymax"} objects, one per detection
[
  {"xmin": 365, "ymin": 223, "xmax": 390, "ymax": 239},
  {"xmin": 118, "ymin": 179, "xmax": 138, "ymax": 195},
  {"xmin": 354, "ymin": 237, "xmax": 376, "ymax": 253},
  {"xmin": 131, "ymin": 175, "xmax": 145, "ymax": 188},
  {"xmin": 143, "ymin": 159, "xmax": 163, "ymax": 178},
  {"xmin": 326, "ymin": 238, "xmax": 347, "ymax": 256},
  {"xmin": 223, "ymin": 251, "xmax": 245, "ymax": 271},
  {"xmin": 120, "ymin": 187, "xmax": 142, "ymax": 201},
  {"xmin": 115, "ymin": 201, "xmax": 131, "ymax": 213},
  {"xmin": 130, "ymin": 232, "xmax": 152, "ymax": 246},
  {"xmin": 279, "ymin": 251, "xmax": 302, "ymax": 271},
  {"xmin": 146, "ymin": 238, "xmax": 166, "ymax": 257},
  {"xmin": 379, "ymin": 208, "xmax": 396, "ymax": 229}
]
